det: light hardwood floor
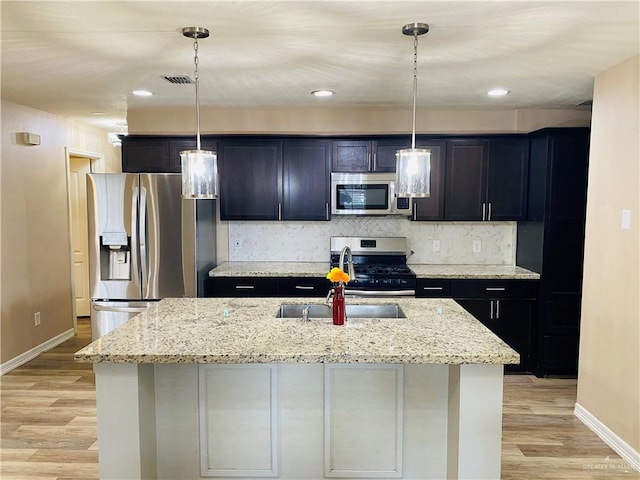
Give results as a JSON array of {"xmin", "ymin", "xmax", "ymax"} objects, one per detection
[{"xmin": 1, "ymin": 319, "xmax": 637, "ymax": 480}]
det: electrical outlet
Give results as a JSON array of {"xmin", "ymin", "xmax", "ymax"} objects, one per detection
[
  {"xmin": 472, "ymin": 240, "xmax": 482, "ymax": 253},
  {"xmin": 432, "ymin": 240, "xmax": 441, "ymax": 252},
  {"xmin": 34, "ymin": 312, "xmax": 41, "ymax": 326}
]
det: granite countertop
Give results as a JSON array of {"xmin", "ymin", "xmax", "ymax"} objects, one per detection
[
  {"xmin": 410, "ymin": 264, "xmax": 540, "ymax": 279},
  {"xmin": 209, "ymin": 262, "xmax": 539, "ymax": 280},
  {"xmin": 75, "ymin": 297, "xmax": 519, "ymax": 366},
  {"xmin": 209, "ymin": 262, "xmax": 329, "ymax": 277}
]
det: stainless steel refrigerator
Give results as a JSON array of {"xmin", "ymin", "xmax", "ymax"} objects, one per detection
[{"xmin": 87, "ymin": 173, "xmax": 216, "ymax": 340}]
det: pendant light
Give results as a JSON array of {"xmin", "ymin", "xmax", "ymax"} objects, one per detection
[
  {"xmin": 180, "ymin": 26, "xmax": 218, "ymax": 199},
  {"xmin": 395, "ymin": 23, "xmax": 431, "ymax": 198}
]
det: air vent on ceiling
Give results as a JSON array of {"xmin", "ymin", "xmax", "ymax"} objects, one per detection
[
  {"xmin": 577, "ymin": 100, "xmax": 593, "ymax": 107},
  {"xmin": 163, "ymin": 75, "xmax": 194, "ymax": 84}
]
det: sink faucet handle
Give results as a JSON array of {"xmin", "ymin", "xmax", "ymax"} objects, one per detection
[
  {"xmin": 302, "ymin": 305, "xmax": 311, "ymax": 321},
  {"xmin": 325, "ymin": 288, "xmax": 334, "ymax": 305}
]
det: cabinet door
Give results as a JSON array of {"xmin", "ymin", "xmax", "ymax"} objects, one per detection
[
  {"xmin": 415, "ymin": 278, "xmax": 450, "ymax": 298},
  {"xmin": 412, "ymin": 141, "xmax": 445, "ymax": 221},
  {"xmin": 283, "ymin": 140, "xmax": 330, "ymax": 220},
  {"xmin": 332, "ymin": 140, "xmax": 371, "ymax": 172},
  {"xmin": 526, "ymin": 136, "xmax": 550, "ymax": 221},
  {"xmin": 168, "ymin": 138, "xmax": 217, "ymax": 172},
  {"xmin": 278, "ymin": 277, "xmax": 328, "ymax": 297},
  {"xmin": 444, "ymin": 139, "xmax": 489, "ymax": 220},
  {"xmin": 372, "ymin": 139, "xmax": 408, "ymax": 172},
  {"xmin": 205, "ymin": 277, "xmax": 278, "ymax": 297},
  {"xmin": 218, "ymin": 140, "xmax": 283, "ymax": 220},
  {"xmin": 456, "ymin": 299, "xmax": 533, "ymax": 372},
  {"xmin": 122, "ymin": 137, "xmax": 169, "ymax": 172},
  {"xmin": 487, "ymin": 139, "xmax": 529, "ymax": 221}
]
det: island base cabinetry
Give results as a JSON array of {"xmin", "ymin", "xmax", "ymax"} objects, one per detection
[{"xmin": 94, "ymin": 362, "xmax": 504, "ymax": 480}]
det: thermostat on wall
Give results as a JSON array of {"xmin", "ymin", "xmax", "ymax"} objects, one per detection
[{"xmin": 19, "ymin": 132, "xmax": 41, "ymax": 145}]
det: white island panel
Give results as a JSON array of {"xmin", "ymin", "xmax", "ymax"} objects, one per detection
[
  {"xmin": 199, "ymin": 365, "xmax": 278, "ymax": 477},
  {"xmin": 324, "ymin": 365, "xmax": 403, "ymax": 478}
]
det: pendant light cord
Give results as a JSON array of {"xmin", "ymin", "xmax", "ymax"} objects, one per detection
[
  {"xmin": 193, "ymin": 35, "xmax": 201, "ymax": 150},
  {"xmin": 411, "ymin": 32, "xmax": 418, "ymax": 150}
]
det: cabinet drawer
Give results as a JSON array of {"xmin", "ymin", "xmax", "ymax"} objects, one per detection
[
  {"xmin": 206, "ymin": 277, "xmax": 278, "ymax": 297},
  {"xmin": 415, "ymin": 279, "xmax": 450, "ymax": 298},
  {"xmin": 278, "ymin": 277, "xmax": 328, "ymax": 297},
  {"xmin": 451, "ymin": 279, "xmax": 538, "ymax": 299}
]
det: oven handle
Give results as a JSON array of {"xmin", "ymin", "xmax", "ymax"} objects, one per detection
[{"xmin": 344, "ymin": 289, "xmax": 416, "ymax": 297}]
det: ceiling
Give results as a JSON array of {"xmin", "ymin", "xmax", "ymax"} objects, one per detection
[{"xmin": 2, "ymin": 1, "xmax": 639, "ymax": 129}]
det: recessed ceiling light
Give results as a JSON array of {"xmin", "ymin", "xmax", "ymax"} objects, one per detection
[
  {"xmin": 487, "ymin": 88, "xmax": 510, "ymax": 97},
  {"xmin": 132, "ymin": 89, "xmax": 154, "ymax": 97},
  {"xmin": 92, "ymin": 111, "xmax": 106, "ymax": 115},
  {"xmin": 311, "ymin": 90, "xmax": 335, "ymax": 97}
]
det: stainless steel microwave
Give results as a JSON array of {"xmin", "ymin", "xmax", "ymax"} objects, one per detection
[{"xmin": 331, "ymin": 173, "xmax": 412, "ymax": 216}]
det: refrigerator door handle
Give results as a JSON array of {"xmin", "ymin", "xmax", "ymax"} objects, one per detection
[
  {"xmin": 130, "ymin": 182, "xmax": 142, "ymax": 293},
  {"xmin": 139, "ymin": 185, "xmax": 149, "ymax": 297},
  {"xmin": 93, "ymin": 304, "xmax": 149, "ymax": 313}
]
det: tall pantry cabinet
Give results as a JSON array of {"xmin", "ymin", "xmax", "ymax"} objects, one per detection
[{"xmin": 517, "ymin": 128, "xmax": 590, "ymax": 377}]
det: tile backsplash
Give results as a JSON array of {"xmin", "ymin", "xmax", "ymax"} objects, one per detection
[{"xmin": 228, "ymin": 217, "xmax": 517, "ymax": 265}]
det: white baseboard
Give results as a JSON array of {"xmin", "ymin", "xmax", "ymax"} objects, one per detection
[
  {"xmin": 574, "ymin": 402, "xmax": 640, "ymax": 472},
  {"xmin": 0, "ymin": 328, "xmax": 75, "ymax": 376}
]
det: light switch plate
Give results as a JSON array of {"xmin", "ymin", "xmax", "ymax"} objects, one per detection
[
  {"xmin": 621, "ymin": 209, "xmax": 631, "ymax": 230},
  {"xmin": 472, "ymin": 240, "xmax": 482, "ymax": 253},
  {"xmin": 432, "ymin": 240, "xmax": 440, "ymax": 252}
]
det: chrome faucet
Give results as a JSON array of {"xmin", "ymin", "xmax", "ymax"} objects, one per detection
[
  {"xmin": 339, "ymin": 245, "xmax": 356, "ymax": 281},
  {"xmin": 301, "ymin": 305, "xmax": 311, "ymax": 321},
  {"xmin": 327, "ymin": 246, "xmax": 356, "ymax": 305}
]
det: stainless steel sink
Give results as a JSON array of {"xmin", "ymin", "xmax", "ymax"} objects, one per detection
[{"xmin": 275, "ymin": 303, "xmax": 406, "ymax": 319}]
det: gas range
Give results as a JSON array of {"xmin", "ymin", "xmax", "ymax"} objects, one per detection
[{"xmin": 330, "ymin": 237, "xmax": 416, "ymax": 295}]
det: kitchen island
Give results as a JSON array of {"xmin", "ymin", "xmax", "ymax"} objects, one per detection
[{"xmin": 76, "ymin": 297, "xmax": 519, "ymax": 480}]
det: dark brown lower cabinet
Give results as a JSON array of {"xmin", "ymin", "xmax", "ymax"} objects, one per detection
[
  {"xmin": 205, "ymin": 277, "xmax": 328, "ymax": 298},
  {"xmin": 205, "ymin": 277, "xmax": 279, "ymax": 297},
  {"xmin": 456, "ymin": 299, "xmax": 535, "ymax": 373},
  {"xmin": 452, "ymin": 279, "xmax": 539, "ymax": 373}
]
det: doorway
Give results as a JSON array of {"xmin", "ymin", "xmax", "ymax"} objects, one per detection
[
  {"xmin": 69, "ymin": 156, "xmax": 92, "ymax": 317},
  {"xmin": 66, "ymin": 149, "xmax": 103, "ymax": 330}
]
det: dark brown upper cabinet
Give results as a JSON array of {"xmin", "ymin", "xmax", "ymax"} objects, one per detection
[
  {"xmin": 332, "ymin": 139, "xmax": 413, "ymax": 172},
  {"xmin": 218, "ymin": 139, "xmax": 283, "ymax": 220},
  {"xmin": 444, "ymin": 138, "xmax": 529, "ymax": 221},
  {"xmin": 486, "ymin": 138, "xmax": 529, "ymax": 221},
  {"xmin": 411, "ymin": 140, "xmax": 446, "ymax": 221},
  {"xmin": 444, "ymin": 139, "xmax": 489, "ymax": 221},
  {"xmin": 283, "ymin": 140, "xmax": 331, "ymax": 221}
]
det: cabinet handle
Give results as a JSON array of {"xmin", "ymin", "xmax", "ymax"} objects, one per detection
[
  {"xmin": 488, "ymin": 202, "xmax": 492, "ymax": 221},
  {"xmin": 485, "ymin": 287, "xmax": 506, "ymax": 291},
  {"xmin": 325, "ymin": 202, "xmax": 330, "ymax": 220},
  {"xmin": 372, "ymin": 152, "xmax": 377, "ymax": 171},
  {"xmin": 278, "ymin": 202, "xmax": 282, "ymax": 221},
  {"xmin": 490, "ymin": 300, "xmax": 494, "ymax": 319},
  {"xmin": 422, "ymin": 286, "xmax": 444, "ymax": 290},
  {"xmin": 295, "ymin": 285, "xmax": 315, "ymax": 290},
  {"xmin": 235, "ymin": 285, "xmax": 255, "ymax": 290},
  {"xmin": 413, "ymin": 202, "xmax": 417, "ymax": 221},
  {"xmin": 368, "ymin": 152, "xmax": 372, "ymax": 171},
  {"xmin": 482, "ymin": 202, "xmax": 486, "ymax": 221},
  {"xmin": 496, "ymin": 299, "xmax": 500, "ymax": 319}
]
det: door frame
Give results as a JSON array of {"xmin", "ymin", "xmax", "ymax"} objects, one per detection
[{"xmin": 65, "ymin": 147, "xmax": 105, "ymax": 332}]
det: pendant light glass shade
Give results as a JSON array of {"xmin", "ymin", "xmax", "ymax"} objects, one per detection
[
  {"xmin": 396, "ymin": 22, "xmax": 431, "ymax": 198},
  {"xmin": 181, "ymin": 149, "xmax": 218, "ymax": 199},
  {"xmin": 395, "ymin": 148, "xmax": 431, "ymax": 198},
  {"xmin": 181, "ymin": 26, "xmax": 217, "ymax": 199}
]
